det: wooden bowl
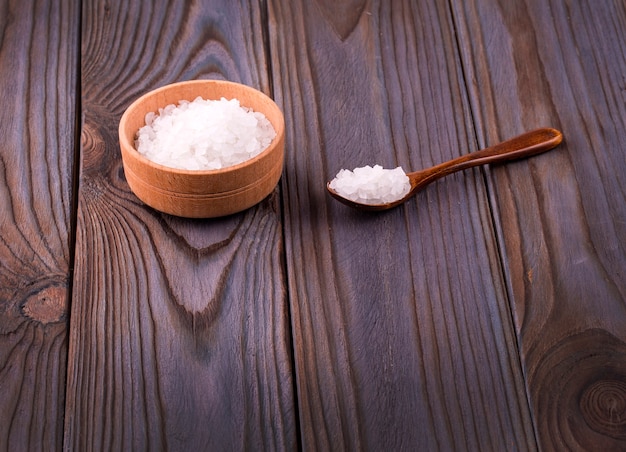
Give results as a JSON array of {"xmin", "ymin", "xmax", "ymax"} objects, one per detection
[{"xmin": 118, "ymin": 80, "xmax": 285, "ymax": 218}]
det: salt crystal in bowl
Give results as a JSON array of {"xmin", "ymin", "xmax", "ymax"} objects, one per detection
[{"xmin": 118, "ymin": 80, "xmax": 285, "ymax": 218}]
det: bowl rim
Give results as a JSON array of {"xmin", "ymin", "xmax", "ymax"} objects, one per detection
[{"xmin": 118, "ymin": 79, "xmax": 285, "ymax": 176}]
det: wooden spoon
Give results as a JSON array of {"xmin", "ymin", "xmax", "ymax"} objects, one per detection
[{"xmin": 327, "ymin": 127, "xmax": 563, "ymax": 211}]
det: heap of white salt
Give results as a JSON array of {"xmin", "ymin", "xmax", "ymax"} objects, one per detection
[
  {"xmin": 135, "ymin": 96, "xmax": 276, "ymax": 170},
  {"xmin": 329, "ymin": 165, "xmax": 411, "ymax": 205}
]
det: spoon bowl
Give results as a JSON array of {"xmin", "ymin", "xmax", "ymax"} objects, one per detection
[{"xmin": 327, "ymin": 127, "xmax": 563, "ymax": 211}]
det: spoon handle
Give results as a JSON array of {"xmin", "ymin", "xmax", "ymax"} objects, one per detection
[{"xmin": 410, "ymin": 127, "xmax": 563, "ymax": 189}]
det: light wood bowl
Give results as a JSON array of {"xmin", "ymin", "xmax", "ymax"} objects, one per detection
[{"xmin": 118, "ymin": 80, "xmax": 285, "ymax": 218}]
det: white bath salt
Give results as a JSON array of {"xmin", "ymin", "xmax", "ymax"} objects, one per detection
[
  {"xmin": 135, "ymin": 96, "xmax": 276, "ymax": 170},
  {"xmin": 329, "ymin": 165, "xmax": 411, "ymax": 205}
]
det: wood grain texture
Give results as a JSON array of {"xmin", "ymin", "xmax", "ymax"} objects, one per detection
[
  {"xmin": 270, "ymin": 0, "xmax": 535, "ymax": 449},
  {"xmin": 64, "ymin": 1, "xmax": 295, "ymax": 450},
  {"xmin": 3, "ymin": 0, "xmax": 622, "ymax": 449},
  {"xmin": 452, "ymin": 0, "xmax": 626, "ymax": 449},
  {"xmin": 0, "ymin": 0, "xmax": 78, "ymax": 450}
]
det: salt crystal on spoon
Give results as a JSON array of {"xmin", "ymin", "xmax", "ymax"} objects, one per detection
[{"xmin": 329, "ymin": 164, "xmax": 411, "ymax": 205}]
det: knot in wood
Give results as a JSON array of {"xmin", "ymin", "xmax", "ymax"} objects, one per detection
[
  {"xmin": 21, "ymin": 285, "xmax": 67, "ymax": 324},
  {"xmin": 531, "ymin": 329, "xmax": 626, "ymax": 448},
  {"xmin": 580, "ymin": 379, "xmax": 626, "ymax": 439}
]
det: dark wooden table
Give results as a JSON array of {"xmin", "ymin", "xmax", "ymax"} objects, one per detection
[{"xmin": 1, "ymin": 1, "xmax": 625, "ymax": 450}]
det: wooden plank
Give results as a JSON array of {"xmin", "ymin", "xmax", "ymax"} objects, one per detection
[
  {"xmin": 64, "ymin": 1, "xmax": 296, "ymax": 450},
  {"xmin": 451, "ymin": 0, "xmax": 626, "ymax": 450},
  {"xmin": 270, "ymin": 0, "xmax": 536, "ymax": 449},
  {"xmin": 0, "ymin": 0, "xmax": 78, "ymax": 450}
]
